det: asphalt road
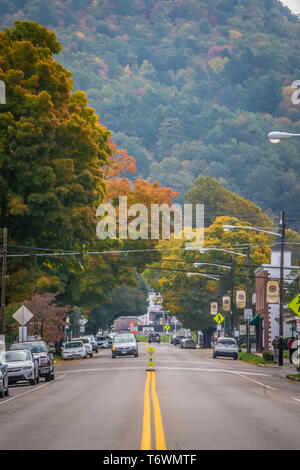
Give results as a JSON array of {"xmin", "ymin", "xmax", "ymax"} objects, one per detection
[{"xmin": 0, "ymin": 342, "xmax": 300, "ymax": 450}]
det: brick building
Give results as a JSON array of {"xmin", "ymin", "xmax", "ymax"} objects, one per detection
[
  {"xmin": 114, "ymin": 316, "xmax": 139, "ymax": 333},
  {"xmin": 254, "ymin": 243, "xmax": 296, "ymax": 351}
]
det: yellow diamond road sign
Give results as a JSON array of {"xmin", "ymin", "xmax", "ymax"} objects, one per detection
[
  {"xmin": 165, "ymin": 324, "xmax": 170, "ymax": 331},
  {"xmin": 214, "ymin": 313, "xmax": 224, "ymax": 324},
  {"xmin": 289, "ymin": 294, "xmax": 300, "ymax": 318}
]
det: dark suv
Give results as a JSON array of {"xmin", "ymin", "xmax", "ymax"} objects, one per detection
[
  {"xmin": 10, "ymin": 341, "xmax": 55, "ymax": 382},
  {"xmin": 148, "ymin": 333, "xmax": 161, "ymax": 343}
]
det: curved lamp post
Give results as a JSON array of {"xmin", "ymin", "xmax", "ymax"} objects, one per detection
[{"xmin": 267, "ymin": 131, "xmax": 300, "ymax": 144}]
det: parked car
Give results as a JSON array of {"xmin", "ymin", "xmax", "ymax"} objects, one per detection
[
  {"xmin": 180, "ymin": 338, "xmax": 196, "ymax": 349},
  {"xmin": 63, "ymin": 341, "xmax": 87, "ymax": 360},
  {"xmin": 172, "ymin": 335, "xmax": 185, "ymax": 346},
  {"xmin": 86, "ymin": 336, "xmax": 98, "ymax": 353},
  {"xmin": 73, "ymin": 337, "xmax": 93, "ymax": 357},
  {"xmin": 0, "ymin": 350, "xmax": 39, "ymax": 385},
  {"xmin": 112, "ymin": 334, "xmax": 138, "ymax": 358},
  {"xmin": 213, "ymin": 337, "xmax": 238, "ymax": 360},
  {"xmin": 90, "ymin": 340, "xmax": 99, "ymax": 353},
  {"xmin": 0, "ymin": 363, "xmax": 9, "ymax": 398},
  {"xmin": 96, "ymin": 336, "xmax": 109, "ymax": 349},
  {"xmin": 10, "ymin": 341, "xmax": 55, "ymax": 382},
  {"xmin": 148, "ymin": 332, "xmax": 161, "ymax": 343}
]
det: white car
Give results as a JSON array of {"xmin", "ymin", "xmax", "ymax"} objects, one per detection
[
  {"xmin": 63, "ymin": 341, "xmax": 87, "ymax": 360},
  {"xmin": 96, "ymin": 336, "xmax": 109, "ymax": 348},
  {"xmin": 213, "ymin": 337, "xmax": 238, "ymax": 360},
  {"xmin": 73, "ymin": 337, "xmax": 93, "ymax": 357},
  {"xmin": 80, "ymin": 337, "xmax": 93, "ymax": 357},
  {"xmin": 112, "ymin": 334, "xmax": 138, "ymax": 358},
  {"xmin": 0, "ymin": 350, "xmax": 39, "ymax": 385}
]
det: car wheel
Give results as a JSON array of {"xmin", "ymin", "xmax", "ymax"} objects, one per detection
[
  {"xmin": 234, "ymin": 354, "xmax": 238, "ymax": 360},
  {"xmin": 36, "ymin": 373, "xmax": 40, "ymax": 384},
  {"xmin": 51, "ymin": 369, "xmax": 55, "ymax": 380},
  {"xmin": 45, "ymin": 371, "xmax": 51, "ymax": 382},
  {"xmin": 213, "ymin": 353, "xmax": 217, "ymax": 359},
  {"xmin": 0, "ymin": 384, "xmax": 4, "ymax": 399},
  {"xmin": 90, "ymin": 353, "xmax": 93, "ymax": 358},
  {"xmin": 4, "ymin": 386, "xmax": 9, "ymax": 397},
  {"xmin": 30, "ymin": 376, "xmax": 37, "ymax": 386},
  {"xmin": 134, "ymin": 351, "xmax": 138, "ymax": 357},
  {"xmin": 112, "ymin": 354, "xmax": 115, "ymax": 359}
]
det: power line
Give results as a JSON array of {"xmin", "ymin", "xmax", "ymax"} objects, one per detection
[{"xmin": 82, "ymin": 258, "xmax": 298, "ymax": 282}]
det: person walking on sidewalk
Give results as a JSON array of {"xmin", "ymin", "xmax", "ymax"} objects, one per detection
[
  {"xmin": 272, "ymin": 336, "xmax": 280, "ymax": 363},
  {"xmin": 287, "ymin": 337, "xmax": 296, "ymax": 364}
]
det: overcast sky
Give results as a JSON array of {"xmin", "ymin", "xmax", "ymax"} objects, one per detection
[{"xmin": 280, "ymin": 0, "xmax": 300, "ymax": 14}]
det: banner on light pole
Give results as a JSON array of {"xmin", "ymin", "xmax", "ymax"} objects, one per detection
[
  {"xmin": 222, "ymin": 296, "xmax": 231, "ymax": 312},
  {"xmin": 210, "ymin": 302, "xmax": 218, "ymax": 315},
  {"xmin": 236, "ymin": 290, "xmax": 246, "ymax": 309}
]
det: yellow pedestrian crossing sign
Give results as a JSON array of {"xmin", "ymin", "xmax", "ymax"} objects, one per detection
[
  {"xmin": 289, "ymin": 294, "xmax": 300, "ymax": 318},
  {"xmin": 214, "ymin": 313, "xmax": 224, "ymax": 324},
  {"xmin": 164, "ymin": 324, "xmax": 170, "ymax": 331}
]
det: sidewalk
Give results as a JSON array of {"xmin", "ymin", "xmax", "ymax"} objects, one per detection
[{"xmin": 241, "ymin": 348, "xmax": 298, "ymax": 372}]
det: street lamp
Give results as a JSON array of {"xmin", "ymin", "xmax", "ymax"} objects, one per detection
[
  {"xmin": 267, "ymin": 131, "xmax": 300, "ymax": 144},
  {"xmin": 222, "ymin": 219, "xmax": 286, "ymax": 365},
  {"xmin": 186, "ymin": 272, "xmax": 220, "ymax": 281},
  {"xmin": 194, "ymin": 262, "xmax": 231, "ymax": 270},
  {"xmin": 222, "ymin": 224, "xmax": 281, "ymax": 237},
  {"xmin": 198, "ymin": 247, "xmax": 247, "ymax": 258}
]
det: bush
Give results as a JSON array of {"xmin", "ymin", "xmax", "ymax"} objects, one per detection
[{"xmin": 263, "ymin": 350, "xmax": 274, "ymax": 361}]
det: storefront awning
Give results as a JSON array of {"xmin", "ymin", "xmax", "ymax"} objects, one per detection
[{"xmin": 250, "ymin": 314, "xmax": 260, "ymax": 326}]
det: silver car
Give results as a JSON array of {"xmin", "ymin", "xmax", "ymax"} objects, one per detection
[
  {"xmin": 0, "ymin": 350, "xmax": 39, "ymax": 385},
  {"xmin": 0, "ymin": 364, "xmax": 9, "ymax": 398},
  {"xmin": 74, "ymin": 337, "xmax": 93, "ymax": 357},
  {"xmin": 213, "ymin": 337, "xmax": 238, "ymax": 360},
  {"xmin": 112, "ymin": 334, "xmax": 138, "ymax": 358},
  {"xmin": 63, "ymin": 341, "xmax": 87, "ymax": 360},
  {"xmin": 180, "ymin": 338, "xmax": 196, "ymax": 349}
]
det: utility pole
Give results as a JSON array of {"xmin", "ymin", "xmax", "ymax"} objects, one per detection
[
  {"xmin": 230, "ymin": 256, "xmax": 234, "ymax": 337},
  {"xmin": 279, "ymin": 210, "xmax": 286, "ymax": 367},
  {"xmin": 246, "ymin": 246, "xmax": 251, "ymax": 354},
  {"xmin": 0, "ymin": 228, "xmax": 8, "ymax": 335},
  {"xmin": 297, "ymin": 260, "xmax": 300, "ymax": 372}
]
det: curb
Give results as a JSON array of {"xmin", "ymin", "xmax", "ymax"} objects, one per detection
[
  {"xmin": 54, "ymin": 350, "xmax": 105, "ymax": 366},
  {"xmin": 286, "ymin": 375, "xmax": 300, "ymax": 383}
]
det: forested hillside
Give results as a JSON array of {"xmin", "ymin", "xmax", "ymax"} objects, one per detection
[{"xmin": 1, "ymin": 0, "xmax": 300, "ymax": 216}]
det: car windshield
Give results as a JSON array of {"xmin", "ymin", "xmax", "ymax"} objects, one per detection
[
  {"xmin": 0, "ymin": 351, "xmax": 31, "ymax": 362},
  {"xmin": 65, "ymin": 342, "xmax": 83, "ymax": 348},
  {"xmin": 218, "ymin": 339, "xmax": 236, "ymax": 345},
  {"xmin": 11, "ymin": 343, "xmax": 46, "ymax": 353},
  {"xmin": 97, "ymin": 337, "xmax": 106, "ymax": 341},
  {"xmin": 114, "ymin": 335, "xmax": 135, "ymax": 344}
]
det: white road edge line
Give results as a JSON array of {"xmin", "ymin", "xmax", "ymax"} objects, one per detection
[
  {"xmin": 0, "ymin": 374, "xmax": 65, "ymax": 405},
  {"xmin": 236, "ymin": 372, "xmax": 277, "ymax": 390},
  {"xmin": 292, "ymin": 397, "xmax": 300, "ymax": 403}
]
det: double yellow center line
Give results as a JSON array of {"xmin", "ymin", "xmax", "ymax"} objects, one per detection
[{"xmin": 141, "ymin": 370, "xmax": 167, "ymax": 450}]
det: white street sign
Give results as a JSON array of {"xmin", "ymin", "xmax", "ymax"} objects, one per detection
[
  {"xmin": 19, "ymin": 326, "xmax": 27, "ymax": 342},
  {"xmin": 13, "ymin": 305, "xmax": 34, "ymax": 326},
  {"xmin": 0, "ymin": 335, "xmax": 5, "ymax": 352},
  {"xmin": 244, "ymin": 308, "xmax": 253, "ymax": 320}
]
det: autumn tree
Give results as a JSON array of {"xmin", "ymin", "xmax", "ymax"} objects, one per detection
[{"xmin": 26, "ymin": 293, "xmax": 68, "ymax": 343}]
